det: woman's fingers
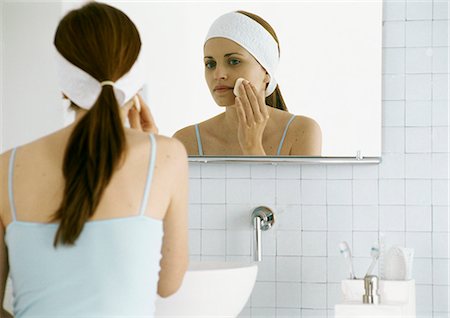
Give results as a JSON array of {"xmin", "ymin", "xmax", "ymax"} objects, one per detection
[
  {"xmin": 239, "ymin": 82, "xmax": 255, "ymax": 126},
  {"xmin": 245, "ymin": 82, "xmax": 265, "ymax": 123},
  {"xmin": 138, "ymin": 95, "xmax": 158, "ymax": 134},
  {"xmin": 250, "ymin": 82, "xmax": 269, "ymax": 119},
  {"xmin": 235, "ymin": 97, "xmax": 247, "ymax": 126},
  {"xmin": 128, "ymin": 106, "xmax": 142, "ymax": 130}
]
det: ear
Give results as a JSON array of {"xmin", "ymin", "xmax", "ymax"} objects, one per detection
[{"xmin": 264, "ymin": 72, "xmax": 270, "ymax": 84}]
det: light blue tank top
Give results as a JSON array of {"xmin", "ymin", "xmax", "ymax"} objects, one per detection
[
  {"xmin": 195, "ymin": 114, "xmax": 296, "ymax": 155},
  {"xmin": 5, "ymin": 134, "xmax": 163, "ymax": 318}
]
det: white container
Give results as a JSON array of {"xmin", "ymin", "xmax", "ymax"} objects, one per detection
[{"xmin": 335, "ymin": 279, "xmax": 416, "ymax": 318}]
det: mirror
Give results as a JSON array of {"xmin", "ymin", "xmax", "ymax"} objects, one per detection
[{"xmin": 99, "ymin": 0, "xmax": 382, "ymax": 159}]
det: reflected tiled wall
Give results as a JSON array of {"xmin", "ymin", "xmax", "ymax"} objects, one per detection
[{"xmin": 188, "ymin": 1, "xmax": 449, "ymax": 317}]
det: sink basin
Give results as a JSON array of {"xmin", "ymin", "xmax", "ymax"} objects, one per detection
[{"xmin": 155, "ymin": 261, "xmax": 258, "ymax": 317}]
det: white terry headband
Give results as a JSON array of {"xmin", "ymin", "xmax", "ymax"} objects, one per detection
[
  {"xmin": 55, "ymin": 48, "xmax": 145, "ymax": 109},
  {"xmin": 205, "ymin": 11, "xmax": 279, "ymax": 97}
]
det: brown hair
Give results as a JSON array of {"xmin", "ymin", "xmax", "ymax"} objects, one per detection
[
  {"xmin": 237, "ymin": 10, "xmax": 287, "ymax": 111},
  {"xmin": 52, "ymin": 2, "xmax": 141, "ymax": 246}
]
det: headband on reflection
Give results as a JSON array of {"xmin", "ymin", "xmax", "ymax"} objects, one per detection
[
  {"xmin": 205, "ymin": 11, "xmax": 279, "ymax": 97},
  {"xmin": 55, "ymin": 48, "xmax": 145, "ymax": 109}
]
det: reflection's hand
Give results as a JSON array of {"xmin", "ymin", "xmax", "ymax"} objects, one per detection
[
  {"xmin": 128, "ymin": 94, "xmax": 158, "ymax": 134},
  {"xmin": 235, "ymin": 81, "xmax": 269, "ymax": 155}
]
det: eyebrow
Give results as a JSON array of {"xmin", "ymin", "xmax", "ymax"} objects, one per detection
[{"xmin": 204, "ymin": 52, "xmax": 244, "ymax": 59}]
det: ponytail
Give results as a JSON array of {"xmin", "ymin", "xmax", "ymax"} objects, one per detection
[{"xmin": 53, "ymin": 86, "xmax": 125, "ymax": 246}]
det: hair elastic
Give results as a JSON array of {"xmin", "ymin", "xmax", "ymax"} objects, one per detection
[
  {"xmin": 100, "ymin": 81, "xmax": 115, "ymax": 87},
  {"xmin": 205, "ymin": 12, "xmax": 279, "ymax": 97}
]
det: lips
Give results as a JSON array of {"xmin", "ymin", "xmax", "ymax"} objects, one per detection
[{"xmin": 213, "ymin": 85, "xmax": 232, "ymax": 92}]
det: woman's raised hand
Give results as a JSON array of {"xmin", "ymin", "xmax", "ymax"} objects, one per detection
[
  {"xmin": 128, "ymin": 94, "xmax": 159, "ymax": 134},
  {"xmin": 235, "ymin": 80, "xmax": 269, "ymax": 155}
]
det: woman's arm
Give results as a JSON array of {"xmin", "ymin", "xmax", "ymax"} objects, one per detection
[{"xmin": 157, "ymin": 139, "xmax": 189, "ymax": 298}]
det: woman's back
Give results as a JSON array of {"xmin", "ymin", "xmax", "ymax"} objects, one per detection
[{"xmin": 0, "ymin": 128, "xmax": 188, "ymax": 317}]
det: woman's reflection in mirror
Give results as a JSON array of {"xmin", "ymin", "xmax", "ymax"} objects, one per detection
[{"xmin": 174, "ymin": 11, "xmax": 322, "ymax": 156}]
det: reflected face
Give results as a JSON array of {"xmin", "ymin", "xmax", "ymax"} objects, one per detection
[{"xmin": 204, "ymin": 38, "xmax": 269, "ymax": 106}]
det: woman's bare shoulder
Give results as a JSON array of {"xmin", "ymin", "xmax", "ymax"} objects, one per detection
[{"xmin": 291, "ymin": 115, "xmax": 321, "ymax": 132}]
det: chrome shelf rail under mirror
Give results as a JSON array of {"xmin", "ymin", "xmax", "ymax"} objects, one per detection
[{"xmin": 188, "ymin": 156, "xmax": 382, "ymax": 164}]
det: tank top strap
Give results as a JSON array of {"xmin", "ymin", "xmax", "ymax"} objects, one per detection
[
  {"xmin": 8, "ymin": 148, "xmax": 18, "ymax": 222},
  {"xmin": 195, "ymin": 124, "xmax": 204, "ymax": 156},
  {"xmin": 276, "ymin": 114, "xmax": 296, "ymax": 155},
  {"xmin": 138, "ymin": 134, "xmax": 157, "ymax": 216}
]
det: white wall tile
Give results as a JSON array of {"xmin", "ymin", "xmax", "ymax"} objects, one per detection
[
  {"xmin": 189, "ymin": 229, "xmax": 201, "ymax": 255},
  {"xmin": 380, "ymin": 205, "xmax": 406, "ymax": 231},
  {"xmin": 406, "ymin": 206, "xmax": 432, "ymax": 231},
  {"xmin": 276, "ymin": 180, "xmax": 301, "ymax": 205},
  {"xmin": 415, "ymin": 284, "xmax": 433, "ymax": 312},
  {"xmin": 277, "ymin": 230, "xmax": 302, "ymax": 256},
  {"xmin": 251, "ymin": 307, "xmax": 276, "ymax": 317},
  {"xmin": 327, "ymin": 283, "xmax": 342, "ymax": 309},
  {"xmin": 188, "ymin": 163, "xmax": 201, "ymax": 178},
  {"xmin": 382, "ymin": 231, "xmax": 407, "ymax": 249},
  {"xmin": 406, "ymin": 101, "xmax": 432, "ymax": 127},
  {"xmin": 251, "ymin": 282, "xmax": 276, "ymax": 308},
  {"xmin": 226, "ymin": 164, "xmax": 251, "ymax": 178},
  {"xmin": 201, "ymin": 230, "xmax": 226, "ymax": 255},
  {"xmin": 302, "ymin": 205, "xmax": 327, "ymax": 231},
  {"xmin": 383, "ymin": 74, "xmax": 405, "ymax": 100},
  {"xmin": 327, "ymin": 256, "xmax": 350, "ymax": 283},
  {"xmin": 277, "ymin": 205, "xmax": 302, "ymax": 230},
  {"xmin": 406, "ymin": 232, "xmax": 432, "ymax": 257},
  {"xmin": 433, "ymin": 206, "xmax": 450, "ymax": 232},
  {"xmin": 201, "ymin": 163, "xmax": 226, "ymax": 178},
  {"xmin": 383, "ymin": 21, "xmax": 406, "ymax": 47},
  {"xmin": 383, "ymin": 0, "xmax": 406, "ymax": 21},
  {"xmin": 201, "ymin": 255, "xmax": 226, "ymax": 262},
  {"xmin": 327, "ymin": 206, "xmax": 352, "ymax": 231},
  {"xmin": 352, "ymin": 164, "xmax": 379, "ymax": 179},
  {"xmin": 433, "ymin": 259, "xmax": 449, "ymax": 286},
  {"xmin": 302, "ymin": 257, "xmax": 327, "ymax": 283},
  {"xmin": 277, "ymin": 256, "xmax": 301, "ymax": 282},
  {"xmin": 276, "ymin": 282, "xmax": 301, "ymax": 308},
  {"xmin": 433, "ymin": 285, "xmax": 449, "ymax": 312},
  {"xmin": 382, "ymin": 127, "xmax": 405, "ymax": 153},
  {"xmin": 353, "ymin": 256, "xmax": 373, "ymax": 278},
  {"xmin": 257, "ymin": 256, "xmax": 276, "ymax": 282},
  {"xmin": 251, "ymin": 179, "xmax": 276, "ymax": 205},
  {"xmin": 412, "ymin": 257, "xmax": 432, "ymax": 284},
  {"xmin": 432, "ymin": 127, "xmax": 449, "ymax": 153},
  {"xmin": 353, "ymin": 180, "xmax": 378, "ymax": 205},
  {"xmin": 406, "ymin": 48, "xmax": 432, "ymax": 73},
  {"xmin": 327, "ymin": 165, "xmax": 352, "ymax": 179},
  {"xmin": 379, "ymin": 179, "xmax": 405, "ymax": 205},
  {"xmin": 353, "ymin": 231, "xmax": 379, "ymax": 257},
  {"xmin": 405, "ymin": 154, "xmax": 432, "ymax": 179},
  {"xmin": 406, "ymin": 74, "xmax": 432, "ymax": 101},
  {"xmin": 432, "ymin": 74, "xmax": 449, "ymax": 101},
  {"xmin": 302, "ymin": 232, "xmax": 327, "ymax": 256},
  {"xmin": 189, "ymin": 178, "xmax": 201, "ymax": 203},
  {"xmin": 226, "ymin": 230, "xmax": 251, "ymax": 255},
  {"xmin": 406, "ymin": 179, "xmax": 432, "ymax": 205},
  {"xmin": 188, "ymin": 204, "xmax": 201, "ymax": 229},
  {"xmin": 301, "ymin": 165, "xmax": 326, "ymax": 179},
  {"xmin": 201, "ymin": 179, "xmax": 226, "ymax": 204},
  {"xmin": 227, "ymin": 204, "xmax": 253, "ymax": 230},
  {"xmin": 302, "ymin": 180, "xmax": 327, "ymax": 205},
  {"xmin": 383, "ymin": 48, "xmax": 405, "ymax": 74},
  {"xmin": 432, "ymin": 47, "xmax": 449, "ymax": 74},
  {"xmin": 406, "ymin": 0, "xmax": 432, "ymax": 20},
  {"xmin": 353, "ymin": 206, "xmax": 379, "ymax": 231},
  {"xmin": 432, "ymin": 101, "xmax": 449, "ymax": 127},
  {"xmin": 383, "ymin": 101, "xmax": 405, "ymax": 127},
  {"xmin": 201, "ymin": 204, "xmax": 226, "ymax": 229},
  {"xmin": 327, "ymin": 180, "xmax": 352, "ymax": 205},
  {"xmin": 301, "ymin": 283, "xmax": 327, "ymax": 309},
  {"xmin": 406, "ymin": 127, "xmax": 432, "ymax": 153},
  {"xmin": 301, "ymin": 309, "xmax": 329, "ymax": 318},
  {"xmin": 251, "ymin": 164, "xmax": 276, "ymax": 179},
  {"xmin": 262, "ymin": 229, "xmax": 277, "ymax": 256},
  {"xmin": 432, "ymin": 154, "xmax": 449, "ymax": 179},
  {"xmin": 277, "ymin": 308, "xmax": 302, "ymax": 317},
  {"xmin": 433, "ymin": 0, "xmax": 449, "ymax": 20},
  {"xmin": 276, "ymin": 164, "xmax": 301, "ymax": 179},
  {"xmin": 227, "ymin": 179, "xmax": 251, "ymax": 204},
  {"xmin": 433, "ymin": 232, "xmax": 449, "ymax": 258},
  {"xmin": 406, "ymin": 21, "xmax": 432, "ymax": 47},
  {"xmin": 433, "ymin": 20, "xmax": 449, "ymax": 47},
  {"xmin": 379, "ymin": 153, "xmax": 405, "ymax": 178}
]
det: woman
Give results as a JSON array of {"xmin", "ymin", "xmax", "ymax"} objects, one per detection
[
  {"xmin": 0, "ymin": 3, "xmax": 188, "ymax": 317},
  {"xmin": 174, "ymin": 10, "xmax": 322, "ymax": 156}
]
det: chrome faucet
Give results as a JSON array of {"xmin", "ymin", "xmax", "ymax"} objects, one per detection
[{"xmin": 251, "ymin": 206, "xmax": 275, "ymax": 262}]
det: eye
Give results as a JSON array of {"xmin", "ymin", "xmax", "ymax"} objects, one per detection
[
  {"xmin": 205, "ymin": 60, "xmax": 216, "ymax": 69},
  {"xmin": 228, "ymin": 58, "xmax": 240, "ymax": 66}
]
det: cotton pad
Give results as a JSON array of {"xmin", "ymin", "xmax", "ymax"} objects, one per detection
[
  {"xmin": 233, "ymin": 78, "xmax": 245, "ymax": 97},
  {"xmin": 133, "ymin": 95, "xmax": 141, "ymax": 112}
]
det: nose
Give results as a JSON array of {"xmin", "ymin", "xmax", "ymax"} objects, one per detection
[{"xmin": 213, "ymin": 64, "xmax": 228, "ymax": 81}]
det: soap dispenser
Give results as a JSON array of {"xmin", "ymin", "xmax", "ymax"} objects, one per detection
[{"xmin": 363, "ymin": 275, "xmax": 380, "ymax": 305}]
